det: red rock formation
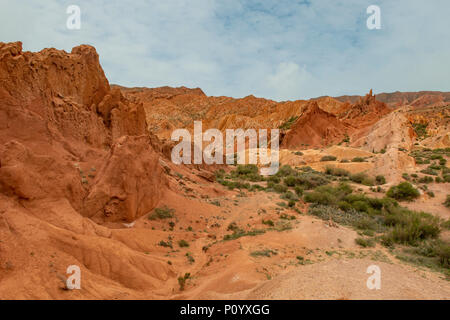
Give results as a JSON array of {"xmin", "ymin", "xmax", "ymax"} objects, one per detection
[
  {"xmin": 83, "ymin": 135, "xmax": 167, "ymax": 223},
  {"xmin": 0, "ymin": 41, "xmax": 166, "ymax": 221},
  {"xmin": 281, "ymin": 101, "xmax": 350, "ymax": 149}
]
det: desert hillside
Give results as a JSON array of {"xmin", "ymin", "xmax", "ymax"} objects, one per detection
[{"xmin": 0, "ymin": 42, "xmax": 449, "ymax": 299}]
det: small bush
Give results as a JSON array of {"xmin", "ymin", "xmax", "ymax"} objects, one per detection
[
  {"xmin": 178, "ymin": 273, "xmax": 191, "ymax": 291},
  {"xmin": 350, "ymin": 172, "xmax": 374, "ymax": 186},
  {"xmin": 295, "ymin": 172, "xmax": 329, "ymax": 189},
  {"xmin": 279, "ymin": 116, "xmax": 298, "ymax": 130},
  {"xmin": 250, "ymin": 249, "xmax": 278, "ymax": 257},
  {"xmin": 355, "ymin": 237, "xmax": 375, "ymax": 248},
  {"xmin": 418, "ymin": 176, "xmax": 433, "ymax": 184},
  {"xmin": 273, "ymin": 184, "xmax": 288, "ymax": 193},
  {"xmin": 325, "ymin": 166, "xmax": 350, "ymax": 177},
  {"xmin": 294, "ymin": 186, "xmax": 304, "ymax": 196},
  {"xmin": 276, "ymin": 165, "xmax": 297, "ymax": 177},
  {"xmin": 267, "ymin": 175, "xmax": 280, "ymax": 183},
  {"xmin": 178, "ymin": 240, "xmax": 190, "ymax": 248},
  {"xmin": 386, "ymin": 182, "xmax": 420, "ymax": 201},
  {"xmin": 321, "ymin": 155, "xmax": 337, "ymax": 162},
  {"xmin": 281, "ymin": 191, "xmax": 298, "ymax": 201},
  {"xmin": 376, "ymin": 175, "xmax": 386, "ymax": 185},
  {"xmin": 384, "ymin": 210, "xmax": 440, "ymax": 245},
  {"xmin": 284, "ymin": 176, "xmax": 297, "ymax": 187},
  {"xmin": 158, "ymin": 240, "xmax": 173, "ymax": 248},
  {"xmin": 444, "ymin": 195, "xmax": 450, "ymax": 208},
  {"xmin": 148, "ymin": 206, "xmax": 175, "ymax": 220},
  {"xmin": 420, "ymin": 168, "xmax": 438, "ymax": 176},
  {"xmin": 262, "ymin": 219, "xmax": 274, "ymax": 227},
  {"xmin": 352, "ymin": 157, "xmax": 365, "ymax": 162}
]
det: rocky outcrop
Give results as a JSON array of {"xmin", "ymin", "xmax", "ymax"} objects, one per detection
[
  {"xmin": 0, "ymin": 41, "xmax": 166, "ymax": 217},
  {"xmin": 83, "ymin": 135, "xmax": 166, "ymax": 223},
  {"xmin": 281, "ymin": 101, "xmax": 350, "ymax": 149}
]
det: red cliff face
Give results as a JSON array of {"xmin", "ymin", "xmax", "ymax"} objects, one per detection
[
  {"xmin": 0, "ymin": 42, "xmax": 165, "ymax": 221},
  {"xmin": 280, "ymin": 101, "xmax": 350, "ymax": 149}
]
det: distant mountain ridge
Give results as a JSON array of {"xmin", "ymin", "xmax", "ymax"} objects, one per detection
[{"xmin": 326, "ymin": 91, "xmax": 450, "ymax": 107}]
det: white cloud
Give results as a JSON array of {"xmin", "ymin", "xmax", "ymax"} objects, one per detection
[
  {"xmin": 266, "ymin": 62, "xmax": 313, "ymax": 100},
  {"xmin": 0, "ymin": 0, "xmax": 449, "ymax": 100}
]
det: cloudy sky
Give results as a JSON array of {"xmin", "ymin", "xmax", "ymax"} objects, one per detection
[{"xmin": 1, "ymin": 0, "xmax": 449, "ymax": 101}]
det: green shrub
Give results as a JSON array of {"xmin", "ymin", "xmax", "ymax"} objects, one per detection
[
  {"xmin": 279, "ymin": 116, "xmax": 298, "ymax": 130},
  {"xmin": 284, "ymin": 175, "xmax": 297, "ymax": 187},
  {"xmin": 294, "ymin": 186, "xmax": 304, "ymax": 196},
  {"xmin": 281, "ymin": 191, "xmax": 298, "ymax": 201},
  {"xmin": 295, "ymin": 172, "xmax": 329, "ymax": 189},
  {"xmin": 420, "ymin": 168, "xmax": 438, "ymax": 176},
  {"xmin": 158, "ymin": 240, "xmax": 173, "ymax": 248},
  {"xmin": 178, "ymin": 273, "xmax": 191, "ymax": 291},
  {"xmin": 236, "ymin": 164, "xmax": 258, "ymax": 175},
  {"xmin": 276, "ymin": 165, "xmax": 297, "ymax": 177},
  {"xmin": 352, "ymin": 157, "xmax": 365, "ymax": 162},
  {"xmin": 250, "ymin": 249, "xmax": 278, "ymax": 257},
  {"xmin": 349, "ymin": 172, "xmax": 374, "ymax": 186},
  {"xmin": 321, "ymin": 155, "xmax": 337, "ymax": 162},
  {"xmin": 352, "ymin": 200, "xmax": 370, "ymax": 212},
  {"xmin": 273, "ymin": 184, "xmax": 288, "ymax": 193},
  {"xmin": 355, "ymin": 237, "xmax": 375, "ymax": 248},
  {"xmin": 412, "ymin": 123, "xmax": 428, "ymax": 139},
  {"xmin": 436, "ymin": 243, "xmax": 450, "ymax": 268},
  {"xmin": 304, "ymin": 191, "xmax": 336, "ymax": 205},
  {"xmin": 338, "ymin": 201, "xmax": 352, "ymax": 211},
  {"xmin": 325, "ymin": 166, "xmax": 350, "ymax": 177},
  {"xmin": 148, "ymin": 206, "xmax": 175, "ymax": 220},
  {"xmin": 444, "ymin": 195, "xmax": 450, "ymax": 208},
  {"xmin": 178, "ymin": 240, "xmax": 190, "ymax": 248},
  {"xmin": 386, "ymin": 182, "xmax": 420, "ymax": 201},
  {"xmin": 267, "ymin": 175, "xmax": 280, "ymax": 183},
  {"xmin": 418, "ymin": 176, "xmax": 433, "ymax": 183},
  {"xmin": 383, "ymin": 209, "xmax": 440, "ymax": 245},
  {"xmin": 376, "ymin": 175, "xmax": 386, "ymax": 185},
  {"xmin": 223, "ymin": 228, "xmax": 266, "ymax": 241},
  {"xmin": 349, "ymin": 172, "xmax": 367, "ymax": 184},
  {"xmin": 303, "ymin": 183, "xmax": 352, "ymax": 206},
  {"xmin": 262, "ymin": 219, "xmax": 274, "ymax": 227}
]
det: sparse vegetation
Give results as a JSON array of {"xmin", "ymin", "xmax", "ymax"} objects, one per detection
[
  {"xmin": 444, "ymin": 195, "xmax": 450, "ymax": 208},
  {"xmin": 386, "ymin": 182, "xmax": 420, "ymax": 201},
  {"xmin": 178, "ymin": 240, "xmax": 190, "ymax": 248},
  {"xmin": 320, "ymin": 155, "xmax": 337, "ymax": 162},
  {"xmin": 375, "ymin": 175, "xmax": 386, "ymax": 185},
  {"xmin": 355, "ymin": 237, "xmax": 375, "ymax": 248},
  {"xmin": 178, "ymin": 273, "xmax": 191, "ymax": 291},
  {"xmin": 148, "ymin": 206, "xmax": 175, "ymax": 220},
  {"xmin": 279, "ymin": 116, "xmax": 298, "ymax": 130},
  {"xmin": 250, "ymin": 249, "xmax": 278, "ymax": 257},
  {"xmin": 325, "ymin": 166, "xmax": 350, "ymax": 177}
]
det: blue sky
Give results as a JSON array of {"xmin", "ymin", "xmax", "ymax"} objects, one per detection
[{"xmin": 1, "ymin": 0, "xmax": 449, "ymax": 101}]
